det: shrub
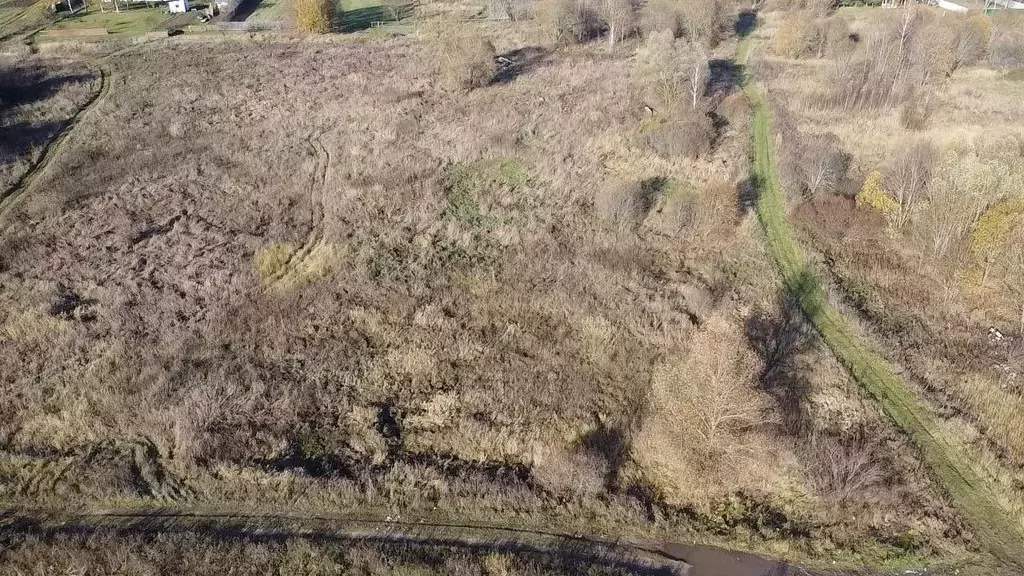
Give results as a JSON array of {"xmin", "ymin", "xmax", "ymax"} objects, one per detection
[
  {"xmin": 678, "ymin": 0, "xmax": 722, "ymax": 46},
  {"xmin": 295, "ymin": 0, "xmax": 334, "ymax": 33},
  {"xmin": 646, "ymin": 106, "xmax": 714, "ymax": 159},
  {"xmin": 780, "ymin": 131, "xmax": 849, "ymax": 201},
  {"xmin": 989, "ymin": 32, "xmax": 1024, "ymax": 71},
  {"xmin": 899, "ymin": 89, "xmax": 933, "ymax": 131},
  {"xmin": 638, "ymin": 0, "xmax": 685, "ymax": 38},
  {"xmin": 548, "ymin": 0, "xmax": 603, "ymax": 44},
  {"xmin": 953, "ymin": 14, "xmax": 993, "ymax": 70},
  {"xmin": 484, "ymin": 0, "xmax": 534, "ymax": 21},
  {"xmin": 439, "ymin": 33, "xmax": 497, "ymax": 91},
  {"xmin": 856, "ymin": 171, "xmax": 899, "ymax": 223},
  {"xmin": 774, "ymin": 11, "xmax": 817, "ymax": 58},
  {"xmin": 805, "ymin": 429, "xmax": 886, "ymax": 506}
]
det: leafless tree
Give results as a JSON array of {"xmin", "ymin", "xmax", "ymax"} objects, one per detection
[
  {"xmin": 678, "ymin": 0, "xmax": 722, "ymax": 47},
  {"xmin": 484, "ymin": 0, "xmax": 534, "ymax": 21},
  {"xmin": 599, "ymin": 0, "xmax": 638, "ymax": 48},
  {"xmin": 952, "ymin": 15, "xmax": 993, "ymax": 71},
  {"xmin": 885, "ymin": 140, "xmax": 936, "ymax": 229},
  {"xmin": 781, "ymin": 131, "xmax": 849, "ymax": 201},
  {"xmin": 687, "ymin": 44, "xmax": 709, "ymax": 110}
]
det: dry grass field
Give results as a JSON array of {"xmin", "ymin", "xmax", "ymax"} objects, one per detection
[
  {"xmin": 0, "ymin": 530, "xmax": 642, "ymax": 576},
  {"xmin": 0, "ymin": 57, "xmax": 98, "ymax": 193},
  {"xmin": 753, "ymin": 3, "xmax": 1024, "ymax": 535},
  {"xmin": 0, "ymin": 2, "xmax": 1001, "ymax": 570}
]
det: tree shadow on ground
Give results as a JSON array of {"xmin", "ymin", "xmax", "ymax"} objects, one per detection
[
  {"xmin": 0, "ymin": 120, "xmax": 64, "ymax": 167},
  {"xmin": 492, "ymin": 46, "xmax": 550, "ymax": 85},
  {"xmin": 708, "ymin": 58, "xmax": 743, "ymax": 96},
  {"xmin": 229, "ymin": 0, "xmax": 263, "ymax": 22},
  {"xmin": 735, "ymin": 10, "xmax": 757, "ymax": 39},
  {"xmin": 579, "ymin": 421, "xmax": 631, "ymax": 490},
  {"xmin": 745, "ymin": 285, "xmax": 817, "ymax": 436},
  {"xmin": 0, "ymin": 67, "xmax": 94, "ymax": 109},
  {"xmin": 339, "ymin": 3, "xmax": 413, "ymax": 32}
]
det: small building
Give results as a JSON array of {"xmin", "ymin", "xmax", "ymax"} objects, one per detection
[{"xmin": 168, "ymin": 0, "xmax": 189, "ymax": 13}]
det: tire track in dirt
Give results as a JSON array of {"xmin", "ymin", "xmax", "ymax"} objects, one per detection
[
  {"xmin": 0, "ymin": 506, "xmax": 846, "ymax": 576},
  {"xmin": 268, "ymin": 136, "xmax": 330, "ymax": 289},
  {"xmin": 0, "ymin": 64, "xmax": 109, "ymax": 223}
]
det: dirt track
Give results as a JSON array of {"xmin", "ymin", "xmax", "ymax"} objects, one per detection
[{"xmin": 0, "ymin": 506, "xmax": 839, "ymax": 576}]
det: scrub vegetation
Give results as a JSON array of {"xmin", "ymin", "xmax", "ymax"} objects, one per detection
[
  {"xmin": 750, "ymin": 1, "xmax": 1024, "ymax": 564},
  {"xmin": 1, "ymin": 0, "xmax": 1019, "ymax": 573}
]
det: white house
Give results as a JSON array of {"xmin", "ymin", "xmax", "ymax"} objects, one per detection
[{"xmin": 168, "ymin": 0, "xmax": 189, "ymax": 13}]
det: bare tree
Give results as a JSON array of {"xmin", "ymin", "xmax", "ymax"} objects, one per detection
[
  {"xmin": 885, "ymin": 140, "xmax": 936, "ymax": 229},
  {"xmin": 678, "ymin": 0, "xmax": 721, "ymax": 47},
  {"xmin": 781, "ymin": 131, "xmax": 849, "ymax": 201},
  {"xmin": 484, "ymin": 0, "xmax": 534, "ymax": 21},
  {"xmin": 636, "ymin": 30, "xmax": 685, "ymax": 111},
  {"xmin": 599, "ymin": 0, "xmax": 638, "ymax": 48},
  {"xmin": 952, "ymin": 14, "xmax": 993, "ymax": 71},
  {"xmin": 687, "ymin": 43, "xmax": 709, "ymax": 110}
]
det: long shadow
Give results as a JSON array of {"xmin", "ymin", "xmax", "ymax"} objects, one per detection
[
  {"xmin": 228, "ymin": 0, "xmax": 264, "ymax": 22},
  {"xmin": 708, "ymin": 59, "xmax": 742, "ymax": 96},
  {"xmin": 0, "ymin": 120, "xmax": 64, "ymax": 166},
  {"xmin": 0, "ymin": 67, "xmax": 95, "ymax": 109},
  {"xmin": 340, "ymin": 3, "xmax": 413, "ymax": 32},
  {"xmin": 745, "ymin": 286, "xmax": 817, "ymax": 436},
  {"xmin": 735, "ymin": 10, "xmax": 757, "ymax": 39},
  {"xmin": 2, "ymin": 514, "xmax": 687, "ymax": 576}
]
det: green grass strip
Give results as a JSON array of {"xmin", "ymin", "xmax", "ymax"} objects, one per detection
[{"xmin": 738, "ymin": 35, "xmax": 1024, "ymax": 568}]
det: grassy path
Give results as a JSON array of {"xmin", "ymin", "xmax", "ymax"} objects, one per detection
[{"xmin": 738, "ymin": 36, "xmax": 1024, "ymax": 568}]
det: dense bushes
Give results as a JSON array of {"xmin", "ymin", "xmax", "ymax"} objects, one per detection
[
  {"xmin": 636, "ymin": 30, "xmax": 713, "ymax": 159},
  {"xmin": 295, "ymin": 0, "xmax": 334, "ymax": 33},
  {"xmin": 439, "ymin": 33, "xmax": 498, "ymax": 90},
  {"xmin": 547, "ymin": 0, "xmax": 725, "ymax": 47}
]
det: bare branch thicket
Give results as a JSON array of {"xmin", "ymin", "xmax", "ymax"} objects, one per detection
[
  {"xmin": 885, "ymin": 139, "xmax": 937, "ymax": 230},
  {"xmin": 677, "ymin": 0, "xmax": 722, "ymax": 47},
  {"xmin": 638, "ymin": 0, "xmax": 684, "ymax": 38},
  {"xmin": 484, "ymin": 0, "xmax": 534, "ymax": 21},
  {"xmin": 780, "ymin": 131, "xmax": 849, "ymax": 202},
  {"xmin": 438, "ymin": 32, "xmax": 498, "ymax": 90},
  {"xmin": 636, "ymin": 31, "xmax": 708, "ymax": 111},
  {"xmin": 804, "ymin": 428, "xmax": 887, "ymax": 506},
  {"xmin": 548, "ymin": 0, "xmax": 604, "ymax": 44},
  {"xmin": 952, "ymin": 14, "xmax": 992, "ymax": 71},
  {"xmin": 635, "ymin": 31, "xmax": 713, "ymax": 158},
  {"xmin": 989, "ymin": 31, "xmax": 1024, "ymax": 71},
  {"xmin": 599, "ymin": 0, "xmax": 639, "ymax": 48}
]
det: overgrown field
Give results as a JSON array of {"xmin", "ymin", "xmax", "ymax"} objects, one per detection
[
  {"xmin": 752, "ymin": 1, "xmax": 1024, "ymax": 543},
  {"xmin": 0, "ymin": 3, "xmax": 989, "ymax": 570},
  {"xmin": 0, "ymin": 57, "xmax": 98, "ymax": 194},
  {"xmin": 0, "ymin": 529, "xmax": 642, "ymax": 576}
]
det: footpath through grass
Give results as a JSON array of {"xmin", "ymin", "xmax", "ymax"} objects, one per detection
[{"xmin": 738, "ymin": 35, "xmax": 1024, "ymax": 568}]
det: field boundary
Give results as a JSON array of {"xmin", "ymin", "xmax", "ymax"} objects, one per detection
[
  {"xmin": 0, "ymin": 506, "xmax": 702, "ymax": 575},
  {"xmin": 738, "ymin": 34, "xmax": 1024, "ymax": 568}
]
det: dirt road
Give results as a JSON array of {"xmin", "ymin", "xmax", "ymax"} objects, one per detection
[{"xmin": 0, "ymin": 506, "xmax": 844, "ymax": 576}]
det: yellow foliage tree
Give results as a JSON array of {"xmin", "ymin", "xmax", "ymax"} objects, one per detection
[
  {"xmin": 296, "ymin": 0, "xmax": 334, "ymax": 33},
  {"xmin": 855, "ymin": 171, "xmax": 899, "ymax": 223}
]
